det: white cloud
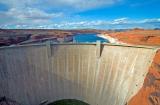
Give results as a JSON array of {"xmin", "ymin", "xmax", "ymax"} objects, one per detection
[
  {"xmin": 0, "ymin": 0, "xmax": 159, "ymax": 29},
  {"xmin": 45, "ymin": 0, "xmax": 122, "ymax": 11},
  {"xmin": 0, "ymin": 0, "xmax": 123, "ymax": 28},
  {"xmin": 7, "ymin": 8, "xmax": 63, "ymax": 20},
  {"xmin": 0, "ymin": 7, "xmax": 63, "ymax": 27},
  {"xmin": 140, "ymin": 18, "xmax": 160, "ymax": 23},
  {"xmin": 1, "ymin": 18, "xmax": 160, "ymax": 29},
  {"xmin": 0, "ymin": 0, "xmax": 122, "ymax": 11},
  {"xmin": 112, "ymin": 18, "xmax": 129, "ymax": 24},
  {"xmin": 0, "ymin": 0, "xmax": 38, "ymax": 8}
]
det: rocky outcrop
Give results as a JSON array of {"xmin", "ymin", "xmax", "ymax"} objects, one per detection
[
  {"xmin": 128, "ymin": 50, "xmax": 160, "ymax": 105},
  {"xmin": 107, "ymin": 30, "xmax": 160, "ymax": 46}
]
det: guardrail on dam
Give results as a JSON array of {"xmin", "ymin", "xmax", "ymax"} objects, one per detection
[{"xmin": 0, "ymin": 43, "xmax": 157, "ymax": 105}]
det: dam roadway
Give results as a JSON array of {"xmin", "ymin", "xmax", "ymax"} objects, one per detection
[{"xmin": 0, "ymin": 42, "xmax": 158, "ymax": 105}]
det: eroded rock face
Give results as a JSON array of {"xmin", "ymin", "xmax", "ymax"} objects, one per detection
[
  {"xmin": 128, "ymin": 50, "xmax": 160, "ymax": 105},
  {"xmin": 149, "ymin": 91, "xmax": 160, "ymax": 105}
]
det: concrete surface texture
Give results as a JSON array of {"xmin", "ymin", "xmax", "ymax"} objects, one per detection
[{"xmin": 0, "ymin": 43, "xmax": 157, "ymax": 105}]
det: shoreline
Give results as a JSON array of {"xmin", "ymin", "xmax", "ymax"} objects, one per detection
[{"xmin": 97, "ymin": 33, "xmax": 127, "ymax": 45}]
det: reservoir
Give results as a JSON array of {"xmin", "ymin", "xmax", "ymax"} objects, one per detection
[{"xmin": 73, "ymin": 33, "xmax": 109, "ymax": 43}]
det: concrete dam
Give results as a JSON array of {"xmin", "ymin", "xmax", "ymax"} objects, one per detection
[{"xmin": 0, "ymin": 43, "xmax": 157, "ymax": 105}]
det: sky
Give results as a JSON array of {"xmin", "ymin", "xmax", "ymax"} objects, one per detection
[{"xmin": 0, "ymin": 0, "xmax": 160, "ymax": 29}]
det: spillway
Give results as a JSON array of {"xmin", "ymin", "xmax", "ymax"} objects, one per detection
[{"xmin": 0, "ymin": 43, "xmax": 157, "ymax": 105}]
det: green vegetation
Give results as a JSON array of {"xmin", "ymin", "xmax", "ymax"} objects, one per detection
[{"xmin": 47, "ymin": 99, "xmax": 89, "ymax": 105}]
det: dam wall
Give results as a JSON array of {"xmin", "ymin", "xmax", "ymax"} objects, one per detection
[{"xmin": 0, "ymin": 43, "xmax": 157, "ymax": 105}]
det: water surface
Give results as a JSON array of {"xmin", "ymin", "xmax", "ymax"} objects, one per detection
[{"xmin": 73, "ymin": 33, "xmax": 109, "ymax": 43}]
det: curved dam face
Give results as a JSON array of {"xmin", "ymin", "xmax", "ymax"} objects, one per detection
[{"xmin": 0, "ymin": 43, "xmax": 156, "ymax": 105}]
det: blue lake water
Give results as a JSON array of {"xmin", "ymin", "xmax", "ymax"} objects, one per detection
[{"xmin": 73, "ymin": 33, "xmax": 109, "ymax": 43}]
